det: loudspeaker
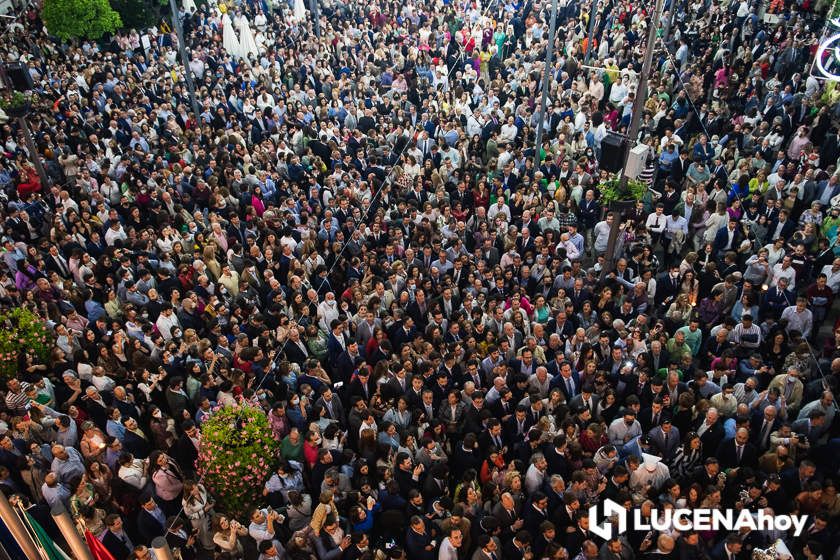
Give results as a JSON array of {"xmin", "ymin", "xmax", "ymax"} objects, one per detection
[
  {"xmin": 624, "ymin": 144, "xmax": 650, "ymax": 179},
  {"xmin": 6, "ymin": 62, "xmax": 33, "ymax": 92},
  {"xmin": 600, "ymin": 132, "xmax": 627, "ymax": 173}
]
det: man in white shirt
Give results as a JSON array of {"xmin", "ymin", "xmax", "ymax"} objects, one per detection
[
  {"xmin": 438, "ymin": 528, "xmax": 462, "ymax": 560},
  {"xmin": 557, "ymin": 232, "xmax": 581, "ymax": 260},
  {"xmin": 645, "ymin": 204, "xmax": 667, "ymax": 247},
  {"xmin": 500, "ymin": 116, "xmax": 518, "ymax": 144},
  {"xmin": 155, "ymin": 304, "xmax": 181, "ymax": 340},
  {"xmin": 487, "ymin": 199, "xmax": 511, "ymax": 223},
  {"xmin": 780, "ymin": 296, "xmax": 813, "ymax": 338},
  {"xmin": 664, "ymin": 210, "xmax": 688, "ymax": 257},
  {"xmin": 771, "ymin": 255, "xmax": 797, "ymax": 289},
  {"xmin": 821, "ymin": 258, "xmax": 840, "ymax": 294},
  {"xmin": 593, "ymin": 214, "xmax": 614, "ymax": 254}
]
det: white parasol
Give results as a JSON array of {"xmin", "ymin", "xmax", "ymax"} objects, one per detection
[
  {"xmin": 236, "ymin": 14, "xmax": 260, "ymax": 62},
  {"xmin": 221, "ymin": 13, "xmax": 242, "ymax": 60}
]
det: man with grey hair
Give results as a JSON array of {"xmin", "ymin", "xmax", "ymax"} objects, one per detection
[
  {"xmin": 525, "ymin": 453, "xmax": 548, "ymax": 494},
  {"xmin": 529, "ymin": 366, "xmax": 553, "ymax": 398}
]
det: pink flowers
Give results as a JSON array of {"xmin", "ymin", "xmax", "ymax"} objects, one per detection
[{"xmin": 195, "ymin": 404, "xmax": 278, "ymax": 516}]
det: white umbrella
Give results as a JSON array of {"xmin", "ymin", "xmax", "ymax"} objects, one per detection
[
  {"xmin": 236, "ymin": 14, "xmax": 260, "ymax": 62},
  {"xmin": 221, "ymin": 13, "xmax": 242, "ymax": 60}
]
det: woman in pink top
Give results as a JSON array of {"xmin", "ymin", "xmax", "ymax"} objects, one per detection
[{"xmin": 150, "ymin": 450, "xmax": 185, "ymax": 514}]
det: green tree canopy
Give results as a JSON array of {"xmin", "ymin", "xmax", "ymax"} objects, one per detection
[{"xmin": 42, "ymin": 0, "xmax": 122, "ymax": 41}]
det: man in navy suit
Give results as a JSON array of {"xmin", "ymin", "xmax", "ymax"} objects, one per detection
[
  {"xmin": 648, "ymin": 418, "xmax": 680, "ymax": 460},
  {"xmin": 766, "ymin": 209, "xmax": 796, "ymax": 243},
  {"xmin": 750, "ymin": 405, "xmax": 780, "ymax": 452},
  {"xmin": 137, "ymin": 494, "xmax": 166, "ymax": 544},
  {"xmin": 710, "ymin": 534, "xmax": 744, "ymax": 560},
  {"xmin": 549, "ymin": 361, "xmax": 580, "ymax": 401},
  {"xmin": 326, "ymin": 319, "xmax": 347, "ymax": 366},
  {"xmin": 713, "ymin": 219, "xmax": 742, "ymax": 259},
  {"xmin": 716, "ymin": 427, "xmax": 758, "ymax": 471}
]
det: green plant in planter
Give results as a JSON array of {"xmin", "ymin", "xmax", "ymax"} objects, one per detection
[
  {"xmin": 0, "ymin": 92, "xmax": 33, "ymax": 116},
  {"xmin": 599, "ymin": 176, "xmax": 648, "ymax": 205},
  {"xmin": 0, "ymin": 307, "xmax": 53, "ymax": 378},
  {"xmin": 197, "ymin": 404, "xmax": 278, "ymax": 516}
]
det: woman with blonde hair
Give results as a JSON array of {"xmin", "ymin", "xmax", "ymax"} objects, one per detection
[
  {"xmin": 666, "ymin": 293, "xmax": 694, "ymax": 328},
  {"xmin": 202, "ymin": 244, "xmax": 222, "ymax": 280}
]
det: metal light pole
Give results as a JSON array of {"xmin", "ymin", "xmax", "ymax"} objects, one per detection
[
  {"xmin": 584, "ymin": 0, "xmax": 599, "ymax": 65},
  {"xmin": 621, "ymin": 0, "xmax": 664, "ymax": 185},
  {"xmin": 310, "ymin": 0, "xmax": 321, "ymax": 37},
  {"xmin": 51, "ymin": 504, "xmax": 94, "ymax": 560},
  {"xmin": 151, "ymin": 537, "xmax": 176, "ymax": 560},
  {"xmin": 600, "ymin": 0, "xmax": 665, "ymax": 279},
  {"xmin": 534, "ymin": 0, "xmax": 560, "ymax": 163},
  {"xmin": 0, "ymin": 62, "xmax": 50, "ymax": 189},
  {"xmin": 0, "ymin": 493, "xmax": 42, "ymax": 560},
  {"xmin": 169, "ymin": 0, "xmax": 201, "ymax": 117}
]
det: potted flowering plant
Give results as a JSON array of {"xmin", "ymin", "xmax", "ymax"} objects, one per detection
[
  {"xmin": 598, "ymin": 176, "xmax": 648, "ymax": 205},
  {"xmin": 196, "ymin": 404, "xmax": 278, "ymax": 516},
  {"xmin": 0, "ymin": 91, "xmax": 33, "ymax": 118},
  {"xmin": 0, "ymin": 307, "xmax": 53, "ymax": 377}
]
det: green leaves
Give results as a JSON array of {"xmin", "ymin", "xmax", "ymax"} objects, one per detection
[
  {"xmin": 197, "ymin": 405, "xmax": 278, "ymax": 516},
  {"xmin": 42, "ymin": 0, "xmax": 122, "ymax": 41},
  {"xmin": 0, "ymin": 307, "xmax": 52, "ymax": 378},
  {"xmin": 599, "ymin": 177, "xmax": 648, "ymax": 205}
]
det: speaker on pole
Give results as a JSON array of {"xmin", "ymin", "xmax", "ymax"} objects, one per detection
[
  {"xmin": 5, "ymin": 62, "xmax": 33, "ymax": 92},
  {"xmin": 599, "ymin": 132, "xmax": 627, "ymax": 173}
]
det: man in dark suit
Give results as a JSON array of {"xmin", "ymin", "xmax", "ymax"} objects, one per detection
[
  {"xmin": 639, "ymin": 400, "xmax": 672, "ymax": 433},
  {"xmin": 716, "ymin": 428, "xmax": 758, "ymax": 471},
  {"xmin": 749, "ymin": 405, "xmax": 780, "ymax": 452},
  {"xmin": 316, "ymin": 386, "xmax": 346, "ymax": 428},
  {"xmin": 648, "ymin": 419, "xmax": 681, "ymax": 460},
  {"xmin": 492, "ymin": 492, "xmax": 523, "ymax": 540},
  {"xmin": 503, "ymin": 406, "xmax": 533, "ymax": 445},
  {"xmin": 502, "ymin": 531, "xmax": 533, "ymax": 560},
  {"xmin": 568, "ymin": 280, "xmax": 592, "ymax": 313},
  {"xmin": 549, "ymin": 361, "xmax": 580, "ymax": 401},
  {"xmin": 334, "ymin": 341, "xmax": 365, "ymax": 385},
  {"xmin": 137, "ymin": 495, "xmax": 166, "ymax": 544},
  {"xmin": 101, "ymin": 514, "xmax": 134, "ymax": 560},
  {"xmin": 654, "ymin": 266, "xmax": 682, "ymax": 307},
  {"xmin": 670, "ymin": 152, "xmax": 690, "ymax": 185},
  {"xmin": 714, "ymin": 219, "xmax": 742, "ymax": 259},
  {"xmin": 694, "ymin": 409, "xmax": 726, "ymax": 458},
  {"xmin": 169, "ymin": 420, "xmax": 199, "ymax": 479},
  {"xmin": 325, "ymin": 320, "xmax": 347, "ymax": 367},
  {"xmin": 405, "ymin": 516, "xmax": 438, "ymax": 560},
  {"xmin": 45, "ymin": 246, "xmax": 72, "ymax": 278},
  {"xmin": 282, "ymin": 327, "xmax": 310, "ymax": 368},
  {"xmin": 434, "ymin": 287, "xmax": 460, "ymax": 321},
  {"xmin": 766, "ymin": 210, "xmax": 796, "ymax": 243},
  {"xmin": 710, "ymin": 534, "xmax": 743, "ymax": 560},
  {"xmin": 478, "ymin": 419, "xmax": 507, "ymax": 457},
  {"xmin": 480, "ymin": 238, "xmax": 501, "ymax": 267},
  {"xmin": 165, "ymin": 517, "xmax": 198, "ymax": 560},
  {"xmin": 406, "ymin": 290, "xmax": 430, "ymax": 331}
]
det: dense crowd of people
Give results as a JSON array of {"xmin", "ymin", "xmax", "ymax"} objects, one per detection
[{"xmin": 0, "ymin": 0, "xmax": 839, "ymax": 558}]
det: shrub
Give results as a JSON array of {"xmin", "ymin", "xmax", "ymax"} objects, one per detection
[{"xmin": 196, "ymin": 404, "xmax": 278, "ymax": 516}]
